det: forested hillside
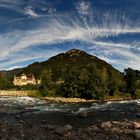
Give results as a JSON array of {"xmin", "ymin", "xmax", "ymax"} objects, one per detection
[{"xmin": 0, "ymin": 49, "xmax": 140, "ymax": 99}]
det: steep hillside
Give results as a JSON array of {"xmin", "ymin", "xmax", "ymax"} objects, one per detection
[{"xmin": 4, "ymin": 49, "xmax": 123, "ymax": 83}]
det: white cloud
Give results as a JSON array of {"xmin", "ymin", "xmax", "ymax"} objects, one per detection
[
  {"xmin": 88, "ymin": 41, "xmax": 140, "ymax": 71},
  {"xmin": 6, "ymin": 65, "xmax": 22, "ymax": 70},
  {"xmin": 0, "ymin": 0, "xmax": 25, "ymax": 14},
  {"xmin": 0, "ymin": 48, "xmax": 63, "ymax": 70},
  {"xmin": 0, "ymin": 0, "xmax": 22, "ymax": 7},
  {"xmin": 0, "ymin": 13, "xmax": 140, "ymax": 70},
  {"xmin": 76, "ymin": 0, "xmax": 92, "ymax": 16},
  {"xmin": 25, "ymin": 6, "xmax": 39, "ymax": 17}
]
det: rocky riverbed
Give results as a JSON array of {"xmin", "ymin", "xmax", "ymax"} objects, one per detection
[
  {"xmin": 0, "ymin": 97, "xmax": 140, "ymax": 140},
  {"xmin": 0, "ymin": 114, "xmax": 140, "ymax": 140}
]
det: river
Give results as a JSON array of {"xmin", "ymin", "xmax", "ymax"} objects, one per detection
[
  {"xmin": 0, "ymin": 96, "xmax": 139, "ymax": 113},
  {"xmin": 0, "ymin": 96, "xmax": 139, "ymax": 124},
  {"xmin": 0, "ymin": 96, "xmax": 140, "ymax": 139}
]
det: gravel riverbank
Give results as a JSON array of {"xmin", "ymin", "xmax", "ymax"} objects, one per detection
[
  {"xmin": 44, "ymin": 96, "xmax": 132, "ymax": 103},
  {"xmin": 0, "ymin": 113, "xmax": 140, "ymax": 140}
]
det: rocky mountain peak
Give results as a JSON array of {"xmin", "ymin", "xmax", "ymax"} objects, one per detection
[{"xmin": 65, "ymin": 49, "xmax": 86, "ymax": 57}]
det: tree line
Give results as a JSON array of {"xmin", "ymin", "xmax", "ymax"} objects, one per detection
[
  {"xmin": 0, "ymin": 67, "xmax": 140, "ymax": 100},
  {"xmin": 39, "ymin": 66, "xmax": 140, "ymax": 100}
]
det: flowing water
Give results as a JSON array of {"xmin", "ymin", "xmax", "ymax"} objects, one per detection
[
  {"xmin": 0, "ymin": 96, "xmax": 140, "ymax": 126},
  {"xmin": 0, "ymin": 96, "xmax": 140, "ymax": 114}
]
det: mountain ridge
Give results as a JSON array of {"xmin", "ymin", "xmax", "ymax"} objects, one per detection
[{"xmin": 2, "ymin": 49, "xmax": 123, "ymax": 81}]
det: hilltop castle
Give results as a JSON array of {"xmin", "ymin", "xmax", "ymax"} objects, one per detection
[{"xmin": 13, "ymin": 73, "xmax": 41, "ymax": 86}]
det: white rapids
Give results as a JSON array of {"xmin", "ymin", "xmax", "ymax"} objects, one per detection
[{"xmin": 0, "ymin": 97, "xmax": 140, "ymax": 114}]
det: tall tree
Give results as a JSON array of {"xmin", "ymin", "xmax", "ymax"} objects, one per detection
[
  {"xmin": 39, "ymin": 69, "xmax": 53, "ymax": 96},
  {"xmin": 124, "ymin": 68, "xmax": 137, "ymax": 95}
]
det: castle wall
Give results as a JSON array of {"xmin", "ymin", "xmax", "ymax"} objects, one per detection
[{"xmin": 13, "ymin": 74, "xmax": 40, "ymax": 86}]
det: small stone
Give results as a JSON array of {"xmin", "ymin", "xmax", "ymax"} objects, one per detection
[
  {"xmin": 21, "ymin": 134, "xmax": 25, "ymax": 137},
  {"xmin": 101, "ymin": 121, "xmax": 112, "ymax": 130},
  {"xmin": 42, "ymin": 125, "xmax": 55, "ymax": 130},
  {"xmin": 63, "ymin": 125, "xmax": 73, "ymax": 131},
  {"xmin": 112, "ymin": 121, "xmax": 119, "ymax": 124},
  {"xmin": 78, "ymin": 111, "xmax": 88, "ymax": 118},
  {"xmin": 134, "ymin": 129, "xmax": 140, "ymax": 138},
  {"xmin": 123, "ymin": 119, "xmax": 128, "ymax": 122},
  {"xmin": 64, "ymin": 131, "xmax": 71, "ymax": 138},
  {"xmin": 120, "ymin": 112, "xmax": 126, "ymax": 115},
  {"xmin": 133, "ymin": 122, "xmax": 140, "ymax": 129},
  {"xmin": 91, "ymin": 126, "xmax": 101, "ymax": 132},
  {"xmin": 19, "ymin": 120, "xmax": 23, "ymax": 123},
  {"xmin": 110, "ymin": 127, "xmax": 120, "ymax": 134},
  {"xmin": 13, "ymin": 123, "xmax": 23, "ymax": 129},
  {"xmin": 15, "ymin": 115, "xmax": 20, "ymax": 119},
  {"xmin": 55, "ymin": 127, "xmax": 65, "ymax": 136},
  {"xmin": 42, "ymin": 120, "xmax": 46, "ymax": 123},
  {"xmin": 1, "ymin": 129, "xmax": 7, "ymax": 132}
]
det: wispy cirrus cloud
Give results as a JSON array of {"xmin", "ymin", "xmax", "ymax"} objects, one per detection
[
  {"xmin": 0, "ymin": 47, "xmax": 63, "ymax": 70},
  {"xmin": 0, "ymin": 14, "xmax": 140, "ymax": 70},
  {"xmin": 0, "ymin": 0, "xmax": 140, "ymax": 71},
  {"xmin": 0, "ymin": 0, "xmax": 25, "ymax": 15}
]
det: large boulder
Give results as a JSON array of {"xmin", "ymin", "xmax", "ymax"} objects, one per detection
[
  {"xmin": 78, "ymin": 111, "xmax": 88, "ymax": 118},
  {"xmin": 55, "ymin": 125, "xmax": 73, "ymax": 136},
  {"xmin": 41, "ymin": 124, "xmax": 55, "ymax": 130},
  {"xmin": 133, "ymin": 122, "xmax": 140, "ymax": 129}
]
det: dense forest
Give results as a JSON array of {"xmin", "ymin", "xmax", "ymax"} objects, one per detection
[{"xmin": 0, "ymin": 49, "xmax": 140, "ymax": 100}]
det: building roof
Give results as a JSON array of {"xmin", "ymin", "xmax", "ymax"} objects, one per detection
[{"xmin": 21, "ymin": 73, "xmax": 26, "ymax": 76}]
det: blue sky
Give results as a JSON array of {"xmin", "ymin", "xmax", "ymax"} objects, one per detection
[{"xmin": 0, "ymin": 0, "xmax": 140, "ymax": 71}]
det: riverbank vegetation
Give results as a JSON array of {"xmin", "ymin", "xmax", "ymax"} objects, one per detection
[{"xmin": 38, "ymin": 67, "xmax": 140, "ymax": 100}]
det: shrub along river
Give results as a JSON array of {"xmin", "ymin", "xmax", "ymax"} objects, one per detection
[{"xmin": 0, "ymin": 96, "xmax": 140, "ymax": 139}]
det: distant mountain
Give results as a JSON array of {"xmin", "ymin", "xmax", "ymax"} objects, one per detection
[{"xmin": 3, "ymin": 49, "xmax": 124, "ymax": 82}]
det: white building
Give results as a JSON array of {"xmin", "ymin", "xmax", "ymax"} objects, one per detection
[{"xmin": 13, "ymin": 73, "xmax": 41, "ymax": 86}]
